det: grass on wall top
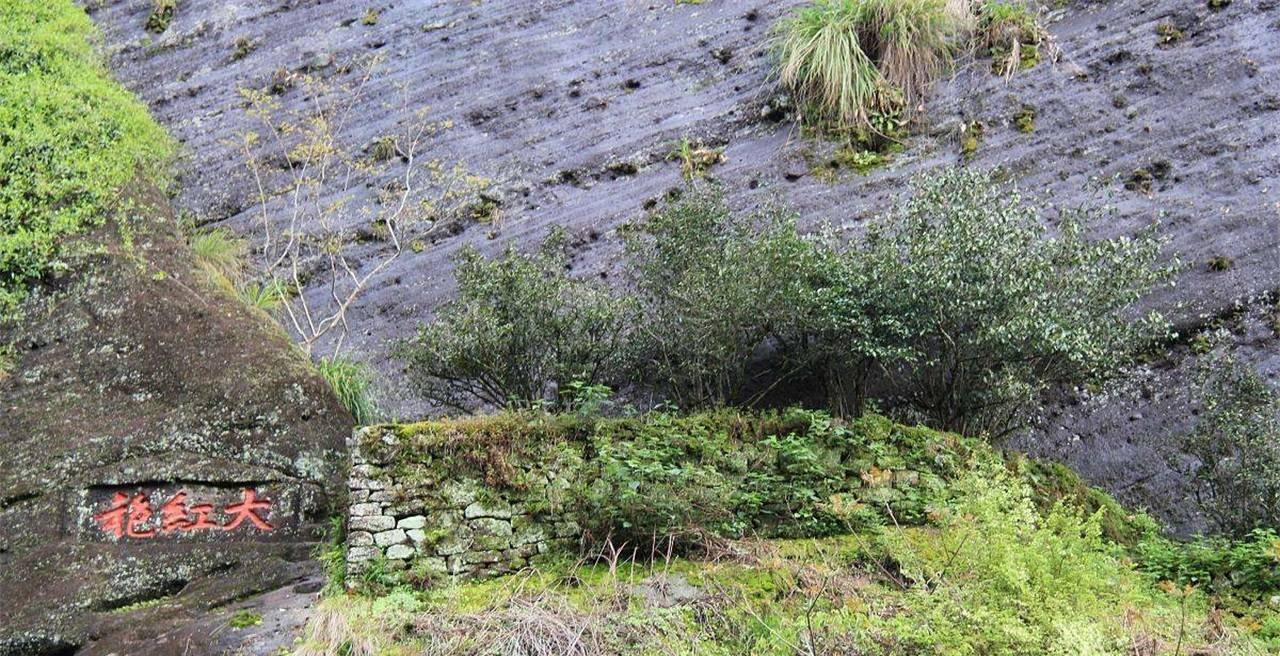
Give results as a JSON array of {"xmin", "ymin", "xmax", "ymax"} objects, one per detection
[{"xmin": 0, "ymin": 0, "xmax": 174, "ymax": 319}]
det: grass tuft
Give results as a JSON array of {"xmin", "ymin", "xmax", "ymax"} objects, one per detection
[
  {"xmin": 316, "ymin": 356, "xmax": 380, "ymax": 425},
  {"xmin": 976, "ymin": 0, "xmax": 1048, "ymax": 77},
  {"xmin": 773, "ymin": 0, "xmax": 958, "ymax": 140},
  {"xmin": 189, "ymin": 229, "xmax": 246, "ymax": 284}
]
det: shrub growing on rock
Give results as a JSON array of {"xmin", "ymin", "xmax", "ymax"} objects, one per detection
[
  {"xmin": 623, "ymin": 188, "xmax": 835, "ymax": 408},
  {"xmin": 0, "ymin": 0, "xmax": 172, "ymax": 320},
  {"xmin": 858, "ymin": 168, "xmax": 1173, "ymax": 437},
  {"xmin": 398, "ymin": 231, "xmax": 633, "ymax": 412},
  {"xmin": 1178, "ymin": 355, "xmax": 1280, "ymax": 535}
]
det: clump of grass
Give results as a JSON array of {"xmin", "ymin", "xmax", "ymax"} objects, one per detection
[
  {"xmin": 1207, "ymin": 255, "xmax": 1234, "ymax": 272},
  {"xmin": 189, "ymin": 229, "xmax": 246, "ymax": 283},
  {"xmin": 1155, "ymin": 21, "xmax": 1184, "ymax": 46},
  {"xmin": 0, "ymin": 343, "xmax": 16, "ymax": 381},
  {"xmin": 773, "ymin": 0, "xmax": 962, "ymax": 145},
  {"xmin": 975, "ymin": 0, "xmax": 1047, "ymax": 78},
  {"xmin": 360, "ymin": 8, "xmax": 379, "ymax": 26},
  {"xmin": 1013, "ymin": 103, "xmax": 1036, "ymax": 132},
  {"xmin": 235, "ymin": 279, "xmax": 287, "ymax": 311},
  {"xmin": 146, "ymin": 0, "xmax": 176, "ymax": 34},
  {"xmin": 228, "ymin": 609, "xmax": 262, "ymax": 629},
  {"xmin": 671, "ymin": 138, "xmax": 724, "ymax": 180},
  {"xmin": 231, "ymin": 36, "xmax": 256, "ymax": 60},
  {"xmin": 316, "ymin": 356, "xmax": 380, "ymax": 425}
]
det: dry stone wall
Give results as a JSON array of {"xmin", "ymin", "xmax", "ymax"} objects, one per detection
[{"xmin": 345, "ymin": 427, "xmax": 582, "ymax": 581}]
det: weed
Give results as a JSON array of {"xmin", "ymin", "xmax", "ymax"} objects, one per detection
[
  {"xmin": 146, "ymin": 0, "xmax": 176, "ymax": 34},
  {"xmin": 1207, "ymin": 255, "xmax": 1234, "ymax": 272},
  {"xmin": 189, "ymin": 229, "xmax": 246, "ymax": 284},
  {"xmin": 235, "ymin": 279, "xmax": 287, "ymax": 311},
  {"xmin": 1013, "ymin": 103, "xmax": 1036, "ymax": 133},
  {"xmin": 670, "ymin": 138, "xmax": 724, "ymax": 180},
  {"xmin": 0, "ymin": 343, "xmax": 15, "ymax": 381},
  {"xmin": 231, "ymin": 36, "xmax": 256, "ymax": 60},
  {"xmin": 360, "ymin": 8, "xmax": 379, "ymax": 26},
  {"xmin": 316, "ymin": 356, "xmax": 380, "ymax": 425},
  {"xmin": 976, "ymin": 0, "xmax": 1048, "ymax": 78},
  {"xmin": 1156, "ymin": 21, "xmax": 1184, "ymax": 46},
  {"xmin": 228, "ymin": 609, "xmax": 262, "ymax": 629}
]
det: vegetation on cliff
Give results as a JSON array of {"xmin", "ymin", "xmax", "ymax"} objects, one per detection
[
  {"xmin": 400, "ymin": 169, "xmax": 1173, "ymax": 438},
  {"xmin": 0, "ymin": 0, "xmax": 173, "ymax": 319}
]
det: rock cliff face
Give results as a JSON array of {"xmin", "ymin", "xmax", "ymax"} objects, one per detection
[
  {"xmin": 0, "ymin": 188, "xmax": 349, "ymax": 655},
  {"xmin": 84, "ymin": 0, "xmax": 1280, "ymax": 532}
]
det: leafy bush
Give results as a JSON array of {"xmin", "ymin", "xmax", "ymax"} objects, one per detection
[
  {"xmin": 772, "ymin": 0, "xmax": 958, "ymax": 141},
  {"xmin": 401, "ymin": 171, "xmax": 1172, "ymax": 437},
  {"xmin": 1137, "ymin": 529, "xmax": 1280, "ymax": 596},
  {"xmin": 316, "ymin": 356, "xmax": 380, "ymax": 425},
  {"xmin": 860, "ymin": 168, "xmax": 1173, "ymax": 436},
  {"xmin": 624, "ymin": 189, "xmax": 833, "ymax": 408},
  {"xmin": 398, "ymin": 232, "xmax": 632, "ymax": 412},
  {"xmin": 1178, "ymin": 355, "xmax": 1280, "ymax": 535},
  {"xmin": 0, "ymin": 0, "xmax": 173, "ymax": 320}
]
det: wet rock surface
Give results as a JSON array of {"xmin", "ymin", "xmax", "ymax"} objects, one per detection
[
  {"xmin": 85, "ymin": 0, "xmax": 1280, "ymax": 534},
  {"xmin": 0, "ymin": 187, "xmax": 349, "ymax": 654}
]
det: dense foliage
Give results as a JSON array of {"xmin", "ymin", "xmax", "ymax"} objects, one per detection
[
  {"xmin": 400, "ymin": 169, "xmax": 1172, "ymax": 438},
  {"xmin": 397, "ymin": 232, "xmax": 631, "ymax": 412},
  {"xmin": 1178, "ymin": 354, "xmax": 1280, "ymax": 535},
  {"xmin": 307, "ymin": 427, "xmax": 1279, "ymax": 654},
  {"xmin": 0, "ymin": 0, "xmax": 173, "ymax": 319},
  {"xmin": 866, "ymin": 168, "xmax": 1173, "ymax": 436}
]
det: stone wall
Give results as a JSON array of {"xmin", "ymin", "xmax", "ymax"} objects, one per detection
[{"xmin": 345, "ymin": 425, "xmax": 583, "ymax": 581}]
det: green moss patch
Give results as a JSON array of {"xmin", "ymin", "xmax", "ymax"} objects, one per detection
[{"xmin": 0, "ymin": 0, "xmax": 174, "ymax": 320}]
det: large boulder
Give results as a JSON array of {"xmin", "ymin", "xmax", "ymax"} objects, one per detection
[{"xmin": 0, "ymin": 188, "xmax": 350, "ymax": 655}]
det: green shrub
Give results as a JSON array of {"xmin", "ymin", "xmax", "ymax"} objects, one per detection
[
  {"xmin": 397, "ymin": 231, "xmax": 633, "ymax": 412},
  {"xmin": 1178, "ymin": 355, "xmax": 1280, "ymax": 535},
  {"xmin": 859, "ymin": 168, "xmax": 1173, "ymax": 436},
  {"xmin": 624, "ymin": 188, "xmax": 835, "ymax": 408},
  {"xmin": 316, "ymin": 356, "xmax": 380, "ymax": 425},
  {"xmin": 0, "ymin": 0, "xmax": 173, "ymax": 320},
  {"xmin": 772, "ymin": 0, "xmax": 958, "ymax": 142}
]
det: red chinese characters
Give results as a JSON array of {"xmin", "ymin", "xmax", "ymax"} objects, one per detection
[{"xmin": 93, "ymin": 488, "xmax": 274, "ymax": 538}]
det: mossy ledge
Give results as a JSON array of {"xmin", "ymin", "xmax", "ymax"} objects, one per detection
[{"xmin": 346, "ymin": 410, "xmax": 1153, "ymax": 584}]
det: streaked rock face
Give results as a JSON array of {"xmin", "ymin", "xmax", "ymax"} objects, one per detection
[
  {"xmin": 0, "ymin": 191, "xmax": 349, "ymax": 655},
  {"xmin": 85, "ymin": 0, "xmax": 1280, "ymax": 534}
]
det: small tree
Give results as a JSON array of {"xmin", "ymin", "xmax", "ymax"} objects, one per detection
[
  {"xmin": 862, "ymin": 168, "xmax": 1174, "ymax": 437},
  {"xmin": 397, "ymin": 231, "xmax": 632, "ymax": 412},
  {"xmin": 1179, "ymin": 355, "xmax": 1280, "ymax": 536},
  {"xmin": 234, "ymin": 57, "xmax": 490, "ymax": 357}
]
